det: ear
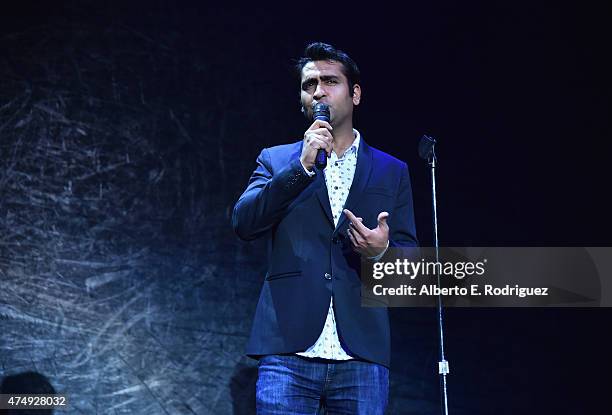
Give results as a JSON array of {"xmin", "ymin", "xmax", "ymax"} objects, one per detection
[{"xmin": 352, "ymin": 84, "xmax": 361, "ymax": 106}]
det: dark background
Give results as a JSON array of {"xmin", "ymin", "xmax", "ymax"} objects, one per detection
[{"xmin": 0, "ymin": 0, "xmax": 610, "ymax": 413}]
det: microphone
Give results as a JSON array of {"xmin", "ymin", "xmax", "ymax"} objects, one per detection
[
  {"xmin": 418, "ymin": 134, "xmax": 436, "ymax": 161},
  {"xmin": 313, "ymin": 103, "xmax": 330, "ymax": 169}
]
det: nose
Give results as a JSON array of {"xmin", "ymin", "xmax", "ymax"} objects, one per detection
[{"xmin": 313, "ymin": 83, "xmax": 326, "ymax": 100}]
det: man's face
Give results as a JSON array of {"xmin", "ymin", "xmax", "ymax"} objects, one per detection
[{"xmin": 300, "ymin": 60, "xmax": 361, "ymax": 127}]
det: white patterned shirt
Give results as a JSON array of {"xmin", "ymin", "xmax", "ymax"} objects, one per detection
[{"xmin": 297, "ymin": 130, "xmax": 361, "ymax": 360}]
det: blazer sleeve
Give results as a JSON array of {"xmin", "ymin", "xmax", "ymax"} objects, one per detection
[
  {"xmin": 388, "ymin": 162, "xmax": 419, "ymax": 248},
  {"xmin": 232, "ymin": 148, "xmax": 316, "ymax": 241}
]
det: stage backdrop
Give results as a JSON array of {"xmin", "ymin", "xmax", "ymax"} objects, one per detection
[{"xmin": 1, "ymin": 2, "xmax": 610, "ymax": 414}]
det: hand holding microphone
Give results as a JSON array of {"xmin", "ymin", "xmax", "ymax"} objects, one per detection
[{"xmin": 300, "ymin": 103, "xmax": 332, "ymax": 171}]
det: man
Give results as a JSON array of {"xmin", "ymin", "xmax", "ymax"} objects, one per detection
[{"xmin": 232, "ymin": 42, "xmax": 418, "ymax": 414}]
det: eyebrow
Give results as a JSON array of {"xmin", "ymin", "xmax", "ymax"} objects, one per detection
[
  {"xmin": 301, "ymin": 75, "xmax": 341, "ymax": 88},
  {"xmin": 320, "ymin": 75, "xmax": 340, "ymax": 81}
]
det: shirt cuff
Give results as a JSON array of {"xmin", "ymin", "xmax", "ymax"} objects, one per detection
[
  {"xmin": 368, "ymin": 240, "xmax": 390, "ymax": 261},
  {"xmin": 300, "ymin": 160, "xmax": 316, "ymax": 177}
]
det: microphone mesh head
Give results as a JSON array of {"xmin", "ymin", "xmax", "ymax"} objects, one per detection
[
  {"xmin": 418, "ymin": 135, "xmax": 436, "ymax": 160},
  {"xmin": 312, "ymin": 103, "xmax": 330, "ymax": 122}
]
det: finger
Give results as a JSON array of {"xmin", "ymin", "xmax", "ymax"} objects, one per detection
[
  {"xmin": 306, "ymin": 133, "xmax": 332, "ymax": 149},
  {"xmin": 312, "ymin": 127, "xmax": 334, "ymax": 137},
  {"xmin": 315, "ymin": 133, "xmax": 333, "ymax": 154},
  {"xmin": 314, "ymin": 137, "xmax": 332, "ymax": 156},
  {"xmin": 310, "ymin": 120, "xmax": 333, "ymax": 131},
  {"xmin": 349, "ymin": 224, "xmax": 366, "ymax": 245},
  {"xmin": 377, "ymin": 212, "xmax": 389, "ymax": 229},
  {"xmin": 311, "ymin": 129, "xmax": 333, "ymax": 155},
  {"xmin": 343, "ymin": 208, "xmax": 358, "ymax": 222},
  {"xmin": 347, "ymin": 227, "xmax": 356, "ymax": 245},
  {"xmin": 347, "ymin": 228, "xmax": 360, "ymax": 251},
  {"xmin": 344, "ymin": 209, "xmax": 371, "ymax": 235},
  {"xmin": 307, "ymin": 138, "xmax": 324, "ymax": 150},
  {"xmin": 312, "ymin": 129, "xmax": 334, "ymax": 144},
  {"xmin": 307, "ymin": 136, "xmax": 330, "ymax": 152}
]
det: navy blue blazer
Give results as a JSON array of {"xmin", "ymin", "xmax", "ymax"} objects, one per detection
[{"xmin": 232, "ymin": 137, "xmax": 418, "ymax": 367}]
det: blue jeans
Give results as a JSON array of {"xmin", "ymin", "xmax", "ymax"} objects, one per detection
[{"xmin": 256, "ymin": 354, "xmax": 389, "ymax": 414}]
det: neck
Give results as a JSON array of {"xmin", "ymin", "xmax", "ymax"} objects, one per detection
[{"xmin": 332, "ymin": 123, "xmax": 355, "ymax": 156}]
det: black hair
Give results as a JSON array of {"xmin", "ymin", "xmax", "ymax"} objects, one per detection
[{"xmin": 295, "ymin": 42, "xmax": 361, "ymax": 96}]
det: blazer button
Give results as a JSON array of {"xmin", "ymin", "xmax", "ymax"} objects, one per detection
[
  {"xmin": 324, "ymin": 273, "xmax": 332, "ymax": 280},
  {"xmin": 332, "ymin": 236, "xmax": 340, "ymax": 244}
]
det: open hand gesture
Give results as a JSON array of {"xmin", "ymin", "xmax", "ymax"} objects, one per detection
[{"xmin": 344, "ymin": 209, "xmax": 389, "ymax": 258}]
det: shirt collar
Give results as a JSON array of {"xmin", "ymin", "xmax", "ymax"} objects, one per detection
[
  {"xmin": 330, "ymin": 129, "xmax": 360, "ymax": 161},
  {"xmin": 350, "ymin": 128, "xmax": 361, "ymax": 154}
]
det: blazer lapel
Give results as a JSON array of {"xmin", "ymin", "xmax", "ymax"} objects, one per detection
[
  {"xmin": 315, "ymin": 172, "xmax": 334, "ymax": 227},
  {"xmin": 335, "ymin": 138, "xmax": 373, "ymax": 232},
  {"xmin": 293, "ymin": 141, "xmax": 334, "ymax": 227}
]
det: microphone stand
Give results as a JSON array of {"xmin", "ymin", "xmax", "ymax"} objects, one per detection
[{"xmin": 419, "ymin": 135, "xmax": 450, "ymax": 415}]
